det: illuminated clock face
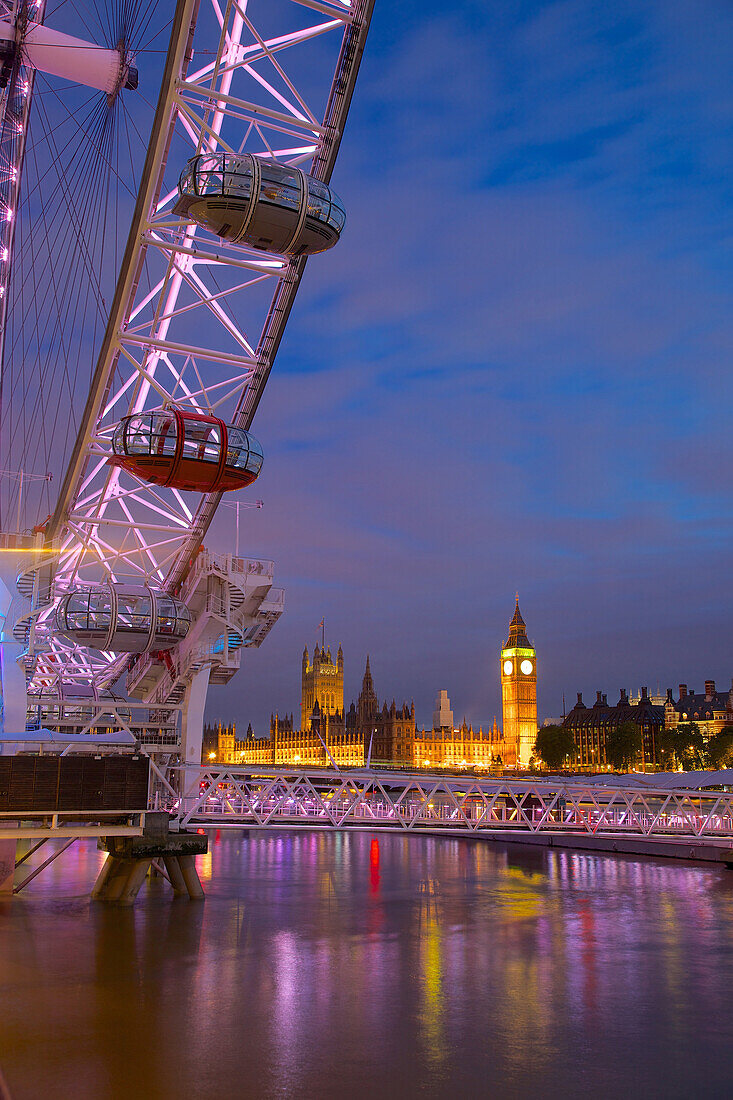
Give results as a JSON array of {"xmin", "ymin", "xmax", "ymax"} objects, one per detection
[
  {"xmin": 520, "ymin": 659, "xmax": 534, "ymax": 675},
  {"xmin": 503, "ymin": 660, "xmax": 513, "ymax": 676}
]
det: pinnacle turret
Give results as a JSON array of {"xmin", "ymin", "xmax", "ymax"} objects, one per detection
[{"xmin": 357, "ymin": 652, "xmax": 378, "ymax": 721}]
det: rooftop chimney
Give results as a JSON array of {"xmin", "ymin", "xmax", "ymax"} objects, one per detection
[
  {"xmin": 641, "ymin": 686, "xmax": 648, "ymax": 700},
  {"xmin": 620, "ymin": 688, "xmax": 628, "ymax": 704},
  {"xmin": 679, "ymin": 684, "xmax": 687, "ymax": 699},
  {"xmin": 577, "ymin": 692, "xmax": 584, "ymax": 706},
  {"xmin": 705, "ymin": 679, "xmax": 716, "ymax": 699},
  {"xmin": 596, "ymin": 690, "xmax": 603, "ymax": 704}
]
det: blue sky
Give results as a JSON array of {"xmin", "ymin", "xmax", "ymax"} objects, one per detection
[{"xmin": 206, "ymin": 0, "xmax": 733, "ymax": 731}]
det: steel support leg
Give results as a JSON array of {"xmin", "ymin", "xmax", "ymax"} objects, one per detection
[{"xmin": 13, "ymin": 837, "xmax": 76, "ymax": 893}]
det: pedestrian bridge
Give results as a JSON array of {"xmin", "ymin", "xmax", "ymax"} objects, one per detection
[{"xmin": 165, "ymin": 765, "xmax": 733, "ymax": 863}]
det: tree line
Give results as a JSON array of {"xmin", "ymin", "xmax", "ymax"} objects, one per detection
[{"xmin": 532, "ymin": 722, "xmax": 733, "ymax": 772}]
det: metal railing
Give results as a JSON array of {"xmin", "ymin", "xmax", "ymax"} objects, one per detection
[
  {"xmin": 0, "ymin": 809, "xmax": 148, "ymax": 839},
  {"xmin": 167, "ymin": 766, "xmax": 733, "ymax": 842},
  {"xmin": 182, "ymin": 549, "xmax": 274, "ymax": 596},
  {"xmin": 24, "ymin": 699, "xmax": 180, "ymax": 747}
]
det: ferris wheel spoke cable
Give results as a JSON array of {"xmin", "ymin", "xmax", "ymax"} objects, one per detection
[
  {"xmin": 40, "ymin": 81, "xmax": 138, "ymax": 198},
  {"xmin": 135, "ymin": 17, "xmax": 174, "ymax": 57},
  {"xmin": 2, "ymin": 91, "xmax": 117, "ymax": 385},
  {"xmin": 6, "ymin": 95, "xmax": 112, "ymax": 406},
  {"xmin": 1, "ymin": 138, "xmax": 113, "ymax": 525},
  {"xmin": 0, "ymin": 2, "xmax": 165, "ymax": 529},
  {"xmin": 33, "ymin": 89, "xmax": 119, "ymax": 301},
  {"xmin": 0, "ymin": 59, "xmax": 151, "ymax": 525},
  {"xmin": 37, "ymin": 145, "xmax": 114, "ymax": 461},
  {"xmin": 0, "ymin": 100, "xmax": 114, "ymax": 387},
  {"xmin": 118, "ymin": 99, "xmax": 140, "ymax": 196},
  {"xmin": 6, "ymin": 201, "xmax": 107, "ymax": 473}
]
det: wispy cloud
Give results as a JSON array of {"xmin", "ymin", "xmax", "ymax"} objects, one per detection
[{"xmin": 210, "ymin": 0, "xmax": 733, "ymax": 732}]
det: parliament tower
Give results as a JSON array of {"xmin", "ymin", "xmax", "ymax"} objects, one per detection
[
  {"xmin": 301, "ymin": 643, "xmax": 344, "ymax": 731},
  {"xmin": 500, "ymin": 597, "xmax": 537, "ymax": 767}
]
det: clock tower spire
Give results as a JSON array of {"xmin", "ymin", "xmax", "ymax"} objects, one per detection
[{"xmin": 500, "ymin": 596, "xmax": 537, "ymax": 767}]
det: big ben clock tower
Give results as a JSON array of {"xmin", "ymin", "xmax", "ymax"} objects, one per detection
[{"xmin": 500, "ymin": 597, "xmax": 537, "ymax": 768}]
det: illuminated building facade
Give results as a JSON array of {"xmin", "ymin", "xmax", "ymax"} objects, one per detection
[
  {"xmin": 500, "ymin": 599, "xmax": 538, "ymax": 767},
  {"xmin": 562, "ymin": 688, "xmax": 665, "ymax": 770},
  {"xmin": 214, "ymin": 603, "xmax": 537, "ymax": 770},
  {"xmin": 344, "ymin": 656, "xmax": 416, "ymax": 763},
  {"xmin": 215, "ymin": 656, "xmax": 504, "ymax": 769},
  {"xmin": 413, "ymin": 691, "xmax": 502, "ymax": 768},
  {"xmin": 561, "ymin": 680, "xmax": 733, "ymax": 771},
  {"xmin": 664, "ymin": 680, "xmax": 733, "ymax": 738},
  {"xmin": 301, "ymin": 644, "xmax": 343, "ymax": 730}
]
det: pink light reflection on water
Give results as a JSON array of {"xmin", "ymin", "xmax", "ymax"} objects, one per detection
[{"xmin": 1, "ymin": 834, "xmax": 733, "ymax": 1098}]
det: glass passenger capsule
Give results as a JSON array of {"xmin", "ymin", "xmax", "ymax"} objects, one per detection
[
  {"xmin": 108, "ymin": 410, "xmax": 263, "ymax": 493},
  {"xmin": 55, "ymin": 583, "xmax": 191, "ymax": 653},
  {"xmin": 174, "ymin": 153, "xmax": 346, "ymax": 256},
  {"xmin": 26, "ymin": 685, "xmax": 132, "ymax": 730}
]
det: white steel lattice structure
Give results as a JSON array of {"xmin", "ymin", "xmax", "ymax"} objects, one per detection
[
  {"xmin": 169, "ymin": 766, "xmax": 733, "ymax": 848},
  {"xmin": 0, "ymin": 0, "xmax": 374, "ymax": 763}
]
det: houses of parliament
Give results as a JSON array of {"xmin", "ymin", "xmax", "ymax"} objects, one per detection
[{"xmin": 208, "ymin": 600, "xmax": 539, "ymax": 770}]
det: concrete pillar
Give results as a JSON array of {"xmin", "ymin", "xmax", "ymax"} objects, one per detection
[
  {"xmin": 0, "ymin": 839, "xmax": 16, "ymax": 894},
  {"xmin": 94, "ymin": 856, "xmax": 132, "ymax": 902},
  {"xmin": 117, "ymin": 858, "xmax": 152, "ymax": 906},
  {"xmin": 163, "ymin": 854, "xmax": 188, "ymax": 895},
  {"xmin": 178, "ymin": 854, "xmax": 204, "ymax": 899},
  {"xmin": 179, "ymin": 663, "xmax": 212, "ymax": 814},
  {"xmin": 91, "ymin": 853, "xmax": 121, "ymax": 899}
]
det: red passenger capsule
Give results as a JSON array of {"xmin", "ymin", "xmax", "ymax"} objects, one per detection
[{"xmin": 108, "ymin": 410, "xmax": 263, "ymax": 493}]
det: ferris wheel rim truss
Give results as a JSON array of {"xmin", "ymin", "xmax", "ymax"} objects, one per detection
[
  {"xmin": 0, "ymin": 0, "xmax": 44, "ymax": 382},
  {"xmin": 10, "ymin": 0, "xmax": 374, "ymax": 692}
]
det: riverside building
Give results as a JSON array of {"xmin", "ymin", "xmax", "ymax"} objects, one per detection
[
  {"xmin": 562, "ymin": 680, "xmax": 733, "ymax": 770},
  {"xmin": 562, "ymin": 688, "xmax": 665, "ymax": 770}
]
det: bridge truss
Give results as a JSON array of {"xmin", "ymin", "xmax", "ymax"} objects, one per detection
[{"xmin": 168, "ymin": 766, "xmax": 733, "ymax": 847}]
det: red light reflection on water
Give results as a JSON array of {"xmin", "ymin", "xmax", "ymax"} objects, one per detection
[{"xmin": 370, "ymin": 838, "xmax": 380, "ymax": 895}]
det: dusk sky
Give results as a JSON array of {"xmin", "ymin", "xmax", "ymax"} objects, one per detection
[{"xmin": 206, "ymin": 0, "xmax": 732, "ymax": 733}]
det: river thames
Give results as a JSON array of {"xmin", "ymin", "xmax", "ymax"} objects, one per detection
[{"xmin": 2, "ymin": 832, "xmax": 733, "ymax": 1098}]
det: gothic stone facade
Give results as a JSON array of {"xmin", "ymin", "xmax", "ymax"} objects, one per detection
[{"xmin": 216, "ymin": 652, "xmax": 503, "ymax": 769}]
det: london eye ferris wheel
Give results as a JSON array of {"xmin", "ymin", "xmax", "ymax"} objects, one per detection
[{"xmin": 0, "ymin": 0, "xmax": 373, "ymax": 765}]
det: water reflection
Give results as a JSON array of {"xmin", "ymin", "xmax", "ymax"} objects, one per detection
[{"xmin": 2, "ymin": 834, "xmax": 733, "ymax": 1098}]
